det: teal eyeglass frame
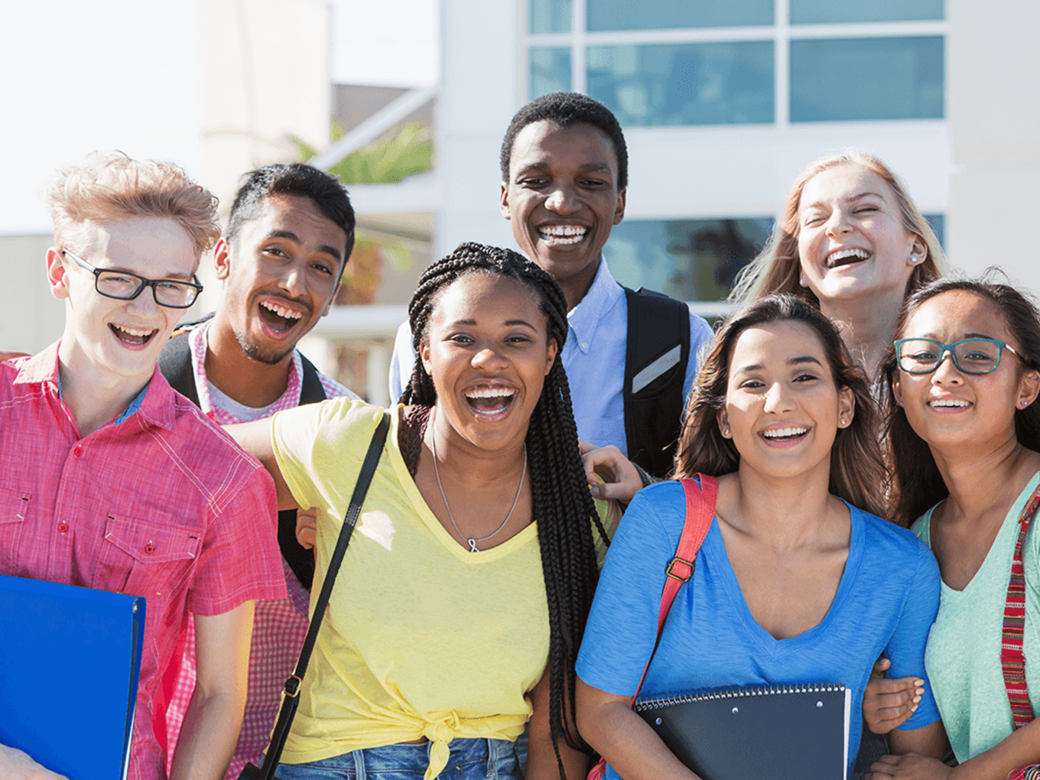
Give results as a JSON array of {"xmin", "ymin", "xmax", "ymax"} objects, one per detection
[{"xmin": 894, "ymin": 337, "xmax": 1023, "ymax": 375}]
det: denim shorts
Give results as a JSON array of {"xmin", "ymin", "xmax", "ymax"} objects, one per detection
[{"xmin": 271, "ymin": 738, "xmax": 522, "ymax": 780}]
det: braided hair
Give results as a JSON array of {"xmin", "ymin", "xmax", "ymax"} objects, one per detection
[{"xmin": 402, "ymin": 242, "xmax": 609, "ymax": 776}]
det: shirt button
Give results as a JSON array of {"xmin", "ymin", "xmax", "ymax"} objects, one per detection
[
  {"xmin": 57, "ymin": 522, "xmax": 69, "ymax": 534},
  {"xmin": 144, "ymin": 542, "xmax": 155, "ymax": 555},
  {"xmin": 581, "ymin": 342, "xmax": 589, "ymax": 350},
  {"xmin": 73, "ymin": 445, "xmax": 83, "ymax": 458}
]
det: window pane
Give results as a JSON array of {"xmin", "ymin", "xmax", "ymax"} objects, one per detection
[
  {"xmin": 530, "ymin": 0, "xmax": 571, "ymax": 34},
  {"xmin": 588, "ymin": 42, "xmax": 774, "ymax": 127},
  {"xmin": 791, "ymin": 0, "xmax": 943, "ymax": 24},
  {"xmin": 790, "ymin": 37, "xmax": 944, "ymax": 122},
  {"xmin": 588, "ymin": 0, "xmax": 773, "ymax": 31},
  {"xmin": 924, "ymin": 214, "xmax": 945, "ymax": 248},
  {"xmin": 604, "ymin": 218, "xmax": 774, "ymax": 302},
  {"xmin": 529, "ymin": 47, "xmax": 572, "ymax": 99}
]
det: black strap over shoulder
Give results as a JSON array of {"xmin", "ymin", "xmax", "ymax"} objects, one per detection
[
  {"xmin": 623, "ymin": 287, "xmax": 691, "ymax": 479},
  {"xmin": 157, "ymin": 331, "xmax": 200, "ymax": 406},
  {"xmin": 157, "ymin": 319, "xmax": 328, "ymax": 590},
  {"xmin": 281, "ymin": 353, "xmax": 327, "ymax": 589},
  {"xmin": 239, "ymin": 413, "xmax": 390, "ymax": 780}
]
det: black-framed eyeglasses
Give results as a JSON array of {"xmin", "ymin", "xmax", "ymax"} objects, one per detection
[
  {"xmin": 62, "ymin": 250, "xmax": 203, "ymax": 309},
  {"xmin": 894, "ymin": 337, "xmax": 1024, "ymax": 375}
]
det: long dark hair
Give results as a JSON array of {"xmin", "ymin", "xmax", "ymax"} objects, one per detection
[
  {"xmin": 675, "ymin": 294, "xmax": 888, "ymax": 518},
  {"xmin": 883, "ymin": 274, "xmax": 1040, "ymax": 525},
  {"xmin": 402, "ymin": 242, "xmax": 609, "ymax": 774}
]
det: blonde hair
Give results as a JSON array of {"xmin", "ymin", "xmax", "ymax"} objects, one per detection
[
  {"xmin": 45, "ymin": 151, "xmax": 221, "ymax": 259},
  {"xmin": 730, "ymin": 152, "xmax": 945, "ymax": 307}
]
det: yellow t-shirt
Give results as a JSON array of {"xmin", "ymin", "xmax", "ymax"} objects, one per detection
[{"xmin": 271, "ymin": 399, "xmax": 614, "ymax": 777}]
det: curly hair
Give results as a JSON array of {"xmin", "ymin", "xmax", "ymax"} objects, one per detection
[
  {"xmin": 675, "ymin": 294, "xmax": 888, "ymax": 519},
  {"xmin": 45, "ymin": 151, "xmax": 220, "ymax": 260},
  {"xmin": 730, "ymin": 153, "xmax": 945, "ymax": 308},
  {"xmin": 401, "ymin": 242, "xmax": 609, "ymax": 776},
  {"xmin": 500, "ymin": 92, "xmax": 628, "ymax": 190},
  {"xmin": 882, "ymin": 273, "xmax": 1040, "ymax": 525}
]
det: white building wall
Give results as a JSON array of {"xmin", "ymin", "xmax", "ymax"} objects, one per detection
[
  {"xmin": 439, "ymin": 0, "xmax": 954, "ymax": 299},
  {"xmin": 2, "ymin": 0, "xmax": 331, "ymax": 350},
  {"xmin": 947, "ymin": 0, "xmax": 1040, "ymax": 291}
]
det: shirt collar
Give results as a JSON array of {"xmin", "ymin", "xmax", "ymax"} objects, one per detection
[
  {"xmin": 15, "ymin": 341, "xmax": 177, "ymax": 431},
  {"xmin": 191, "ymin": 320, "xmax": 304, "ymax": 419},
  {"xmin": 567, "ymin": 257, "xmax": 624, "ymax": 353}
]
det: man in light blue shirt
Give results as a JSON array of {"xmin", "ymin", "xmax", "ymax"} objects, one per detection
[{"xmin": 389, "ymin": 93, "xmax": 713, "ymax": 475}]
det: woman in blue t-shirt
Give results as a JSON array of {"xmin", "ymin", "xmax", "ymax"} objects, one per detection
[{"xmin": 575, "ymin": 294, "xmax": 946, "ymax": 780}]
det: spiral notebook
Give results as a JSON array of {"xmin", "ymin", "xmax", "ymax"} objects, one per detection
[
  {"xmin": 635, "ymin": 683, "xmax": 852, "ymax": 780},
  {"xmin": 0, "ymin": 574, "xmax": 145, "ymax": 780}
]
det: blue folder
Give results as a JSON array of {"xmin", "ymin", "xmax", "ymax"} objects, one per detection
[{"xmin": 0, "ymin": 575, "xmax": 145, "ymax": 780}]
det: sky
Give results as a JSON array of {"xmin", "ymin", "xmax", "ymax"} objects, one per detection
[{"xmin": 1, "ymin": 0, "xmax": 439, "ymax": 234}]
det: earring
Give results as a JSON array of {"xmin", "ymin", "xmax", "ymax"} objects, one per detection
[
  {"xmin": 909, "ymin": 255, "xmax": 919, "ymax": 265},
  {"xmin": 839, "ymin": 417, "xmax": 847, "ymax": 426},
  {"xmin": 799, "ymin": 276, "xmax": 808, "ymax": 287},
  {"xmin": 721, "ymin": 426, "xmax": 731, "ymax": 438}
]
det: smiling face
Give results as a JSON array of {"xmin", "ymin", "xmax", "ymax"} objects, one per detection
[
  {"xmin": 718, "ymin": 320, "xmax": 854, "ymax": 482},
  {"xmin": 419, "ymin": 272, "xmax": 558, "ymax": 454},
  {"xmin": 499, "ymin": 121, "xmax": 626, "ymax": 306},
  {"xmin": 214, "ymin": 194, "xmax": 347, "ymax": 365},
  {"xmin": 893, "ymin": 290, "xmax": 1040, "ymax": 453},
  {"xmin": 48, "ymin": 216, "xmax": 198, "ymax": 387},
  {"xmin": 797, "ymin": 163, "xmax": 925, "ymax": 308}
]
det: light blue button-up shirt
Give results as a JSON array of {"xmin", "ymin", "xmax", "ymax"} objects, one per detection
[{"xmin": 388, "ymin": 259, "xmax": 714, "ymax": 455}]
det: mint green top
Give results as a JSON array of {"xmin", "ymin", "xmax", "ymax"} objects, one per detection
[{"xmin": 912, "ymin": 473, "xmax": 1040, "ymax": 762}]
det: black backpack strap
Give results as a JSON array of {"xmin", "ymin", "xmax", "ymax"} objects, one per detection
[
  {"xmin": 623, "ymin": 287, "xmax": 691, "ymax": 479},
  {"xmin": 244, "ymin": 413, "xmax": 391, "ymax": 780},
  {"xmin": 297, "ymin": 352, "xmax": 327, "ymax": 405},
  {"xmin": 157, "ymin": 331, "xmax": 200, "ymax": 406},
  {"xmin": 277, "ymin": 351, "xmax": 328, "ymax": 590}
]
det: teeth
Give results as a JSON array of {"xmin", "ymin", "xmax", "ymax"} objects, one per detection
[
  {"xmin": 260, "ymin": 301, "xmax": 302, "ymax": 320},
  {"xmin": 464, "ymin": 386, "xmax": 516, "ymax": 399},
  {"xmin": 539, "ymin": 225, "xmax": 586, "ymax": 245},
  {"xmin": 762, "ymin": 427, "xmax": 808, "ymax": 439},
  {"xmin": 113, "ymin": 325, "xmax": 154, "ymax": 337},
  {"xmin": 930, "ymin": 399, "xmax": 970, "ymax": 407},
  {"xmin": 827, "ymin": 248, "xmax": 870, "ymax": 268}
]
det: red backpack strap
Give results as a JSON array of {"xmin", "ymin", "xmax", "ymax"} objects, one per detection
[
  {"xmin": 1002, "ymin": 486, "xmax": 1040, "ymax": 729},
  {"xmin": 632, "ymin": 474, "xmax": 719, "ymax": 701},
  {"xmin": 655, "ymin": 475, "xmax": 718, "ymax": 633}
]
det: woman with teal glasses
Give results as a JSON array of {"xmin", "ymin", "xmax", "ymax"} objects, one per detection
[{"xmin": 864, "ymin": 275, "xmax": 1040, "ymax": 779}]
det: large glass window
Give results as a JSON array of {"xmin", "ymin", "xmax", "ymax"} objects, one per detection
[
  {"xmin": 530, "ymin": 0, "xmax": 571, "ymax": 34},
  {"xmin": 791, "ymin": 0, "xmax": 943, "ymax": 24},
  {"xmin": 587, "ymin": 42, "xmax": 774, "ymax": 127},
  {"xmin": 604, "ymin": 218, "xmax": 774, "ymax": 302},
  {"xmin": 528, "ymin": 2, "xmax": 946, "ymax": 127},
  {"xmin": 588, "ymin": 0, "xmax": 773, "ymax": 31},
  {"xmin": 790, "ymin": 36, "xmax": 944, "ymax": 122},
  {"xmin": 530, "ymin": 47, "xmax": 572, "ymax": 99}
]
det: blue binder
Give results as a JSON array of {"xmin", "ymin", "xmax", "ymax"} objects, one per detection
[{"xmin": 0, "ymin": 575, "xmax": 145, "ymax": 780}]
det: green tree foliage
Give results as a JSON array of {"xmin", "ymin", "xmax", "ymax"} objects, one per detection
[{"xmin": 291, "ymin": 120, "xmax": 432, "ymax": 185}]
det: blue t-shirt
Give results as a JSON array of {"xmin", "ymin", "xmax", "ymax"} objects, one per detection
[{"xmin": 576, "ymin": 481, "xmax": 941, "ymax": 779}]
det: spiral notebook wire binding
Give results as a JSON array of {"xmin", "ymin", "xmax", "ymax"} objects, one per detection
[{"xmin": 634, "ymin": 682, "xmax": 846, "ymax": 711}]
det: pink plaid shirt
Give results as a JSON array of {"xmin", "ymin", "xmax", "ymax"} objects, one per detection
[
  {"xmin": 0, "ymin": 344, "xmax": 286, "ymax": 780},
  {"xmin": 162, "ymin": 322, "xmax": 356, "ymax": 780}
]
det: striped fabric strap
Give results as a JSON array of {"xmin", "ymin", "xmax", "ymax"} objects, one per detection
[{"xmin": 1002, "ymin": 487, "xmax": 1040, "ymax": 730}]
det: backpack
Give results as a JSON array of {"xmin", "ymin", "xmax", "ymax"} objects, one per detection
[
  {"xmin": 157, "ymin": 317, "xmax": 326, "ymax": 590},
  {"xmin": 623, "ymin": 288, "xmax": 692, "ymax": 479}
]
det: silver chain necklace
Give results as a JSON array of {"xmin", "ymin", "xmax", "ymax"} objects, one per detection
[{"xmin": 430, "ymin": 409, "xmax": 527, "ymax": 552}]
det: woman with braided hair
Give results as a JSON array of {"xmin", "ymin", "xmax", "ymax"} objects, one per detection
[{"xmin": 229, "ymin": 242, "xmax": 617, "ymax": 780}]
